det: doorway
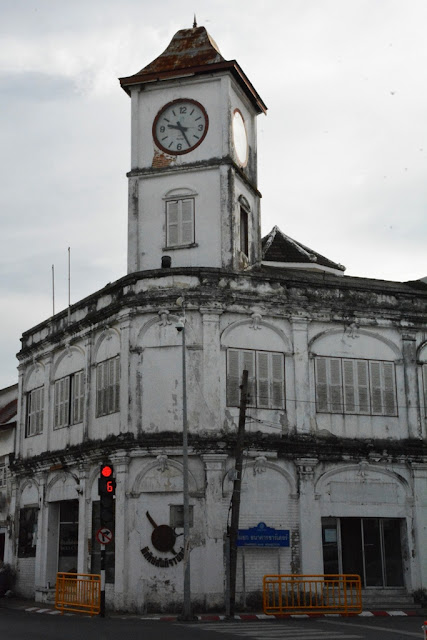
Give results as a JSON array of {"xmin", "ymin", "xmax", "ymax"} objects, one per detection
[
  {"xmin": 57, "ymin": 500, "xmax": 79, "ymax": 573},
  {"xmin": 322, "ymin": 517, "xmax": 404, "ymax": 587}
]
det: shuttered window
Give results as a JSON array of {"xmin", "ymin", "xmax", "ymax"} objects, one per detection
[
  {"xmin": 227, "ymin": 349, "xmax": 284, "ymax": 409},
  {"xmin": 96, "ymin": 356, "xmax": 120, "ymax": 417},
  {"xmin": 423, "ymin": 364, "xmax": 427, "ymax": 415},
  {"xmin": 315, "ymin": 357, "xmax": 397, "ymax": 416},
  {"xmin": 54, "ymin": 370, "xmax": 85, "ymax": 429},
  {"xmin": 0, "ymin": 463, "xmax": 6, "ymax": 488},
  {"xmin": 26, "ymin": 387, "xmax": 44, "ymax": 437},
  {"xmin": 166, "ymin": 198, "xmax": 195, "ymax": 246}
]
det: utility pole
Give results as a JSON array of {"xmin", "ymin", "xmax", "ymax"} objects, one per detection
[{"xmin": 228, "ymin": 369, "xmax": 249, "ymax": 617}]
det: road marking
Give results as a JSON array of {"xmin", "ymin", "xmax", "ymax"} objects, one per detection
[
  {"xmin": 185, "ymin": 621, "xmax": 363, "ymax": 639},
  {"xmin": 320, "ymin": 618, "xmax": 421, "ymax": 637}
]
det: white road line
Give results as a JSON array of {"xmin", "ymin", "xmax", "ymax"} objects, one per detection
[
  {"xmin": 189, "ymin": 622, "xmax": 363, "ymax": 638},
  {"xmin": 320, "ymin": 618, "xmax": 421, "ymax": 638}
]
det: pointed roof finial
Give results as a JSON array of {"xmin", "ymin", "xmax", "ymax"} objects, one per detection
[{"xmin": 193, "ymin": 14, "xmax": 197, "ymax": 28}]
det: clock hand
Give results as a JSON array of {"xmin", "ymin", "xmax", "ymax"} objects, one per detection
[{"xmin": 175, "ymin": 122, "xmax": 191, "ymax": 148}]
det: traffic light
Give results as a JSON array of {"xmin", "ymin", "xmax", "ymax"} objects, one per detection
[{"xmin": 98, "ymin": 464, "xmax": 116, "ymax": 530}]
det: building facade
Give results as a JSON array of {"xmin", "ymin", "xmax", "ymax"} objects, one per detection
[{"xmin": 9, "ymin": 26, "xmax": 427, "ymax": 612}]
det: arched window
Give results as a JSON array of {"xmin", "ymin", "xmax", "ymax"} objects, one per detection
[{"xmin": 238, "ymin": 195, "xmax": 250, "ymax": 257}]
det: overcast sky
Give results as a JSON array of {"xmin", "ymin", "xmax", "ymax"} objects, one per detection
[{"xmin": 1, "ymin": 0, "xmax": 426, "ymax": 388}]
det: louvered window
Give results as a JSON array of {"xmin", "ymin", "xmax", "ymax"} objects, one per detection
[
  {"xmin": 315, "ymin": 357, "xmax": 397, "ymax": 416},
  {"xmin": 166, "ymin": 198, "xmax": 195, "ymax": 247},
  {"xmin": 54, "ymin": 370, "xmax": 85, "ymax": 429},
  {"xmin": 227, "ymin": 349, "xmax": 284, "ymax": 409},
  {"xmin": 0, "ymin": 463, "xmax": 6, "ymax": 488},
  {"xmin": 423, "ymin": 364, "xmax": 427, "ymax": 416},
  {"xmin": 26, "ymin": 387, "xmax": 44, "ymax": 436},
  {"xmin": 96, "ymin": 356, "xmax": 120, "ymax": 417}
]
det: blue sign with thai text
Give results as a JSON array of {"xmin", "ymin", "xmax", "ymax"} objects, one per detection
[{"xmin": 237, "ymin": 522, "xmax": 290, "ymax": 547}]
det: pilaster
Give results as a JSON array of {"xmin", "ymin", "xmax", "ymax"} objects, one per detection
[
  {"xmin": 202, "ymin": 453, "xmax": 228, "ymax": 597},
  {"xmin": 201, "ymin": 308, "xmax": 223, "ymax": 431},
  {"xmin": 291, "ymin": 318, "xmax": 311, "ymax": 433},
  {"xmin": 112, "ymin": 454, "xmax": 130, "ymax": 609},
  {"xmin": 411, "ymin": 462, "xmax": 427, "ymax": 588},
  {"xmin": 119, "ymin": 317, "xmax": 132, "ymax": 434},
  {"xmin": 296, "ymin": 458, "xmax": 322, "ymax": 574},
  {"xmin": 402, "ymin": 333, "xmax": 421, "ymax": 438}
]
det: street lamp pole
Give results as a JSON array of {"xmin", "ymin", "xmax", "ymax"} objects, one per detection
[{"xmin": 181, "ymin": 318, "xmax": 191, "ymax": 620}]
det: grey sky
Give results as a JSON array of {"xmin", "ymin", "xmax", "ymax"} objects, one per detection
[{"xmin": 1, "ymin": 0, "xmax": 426, "ymax": 387}]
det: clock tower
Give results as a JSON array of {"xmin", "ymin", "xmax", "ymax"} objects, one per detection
[{"xmin": 119, "ymin": 25, "xmax": 267, "ymax": 273}]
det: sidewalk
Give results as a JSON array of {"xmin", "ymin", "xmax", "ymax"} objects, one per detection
[{"xmin": 0, "ymin": 595, "xmax": 425, "ymax": 620}]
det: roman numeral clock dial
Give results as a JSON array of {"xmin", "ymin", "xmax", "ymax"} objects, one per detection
[{"xmin": 153, "ymin": 99, "xmax": 209, "ymax": 155}]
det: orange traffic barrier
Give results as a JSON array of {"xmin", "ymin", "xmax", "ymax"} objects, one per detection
[
  {"xmin": 422, "ymin": 620, "xmax": 427, "ymax": 639},
  {"xmin": 55, "ymin": 572, "xmax": 101, "ymax": 616},
  {"xmin": 263, "ymin": 574, "xmax": 362, "ymax": 616}
]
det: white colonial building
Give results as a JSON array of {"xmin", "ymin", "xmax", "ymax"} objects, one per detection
[{"xmin": 8, "ymin": 25, "xmax": 427, "ymax": 612}]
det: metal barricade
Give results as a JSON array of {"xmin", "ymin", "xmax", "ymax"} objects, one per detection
[
  {"xmin": 263, "ymin": 574, "xmax": 362, "ymax": 616},
  {"xmin": 55, "ymin": 572, "xmax": 101, "ymax": 616}
]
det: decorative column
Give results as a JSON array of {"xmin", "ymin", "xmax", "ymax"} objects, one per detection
[
  {"xmin": 77, "ymin": 465, "xmax": 88, "ymax": 574},
  {"xmin": 120, "ymin": 316, "xmax": 132, "ymax": 434},
  {"xmin": 291, "ymin": 318, "xmax": 311, "ymax": 433},
  {"xmin": 112, "ymin": 453, "xmax": 129, "ymax": 610},
  {"xmin": 296, "ymin": 458, "xmax": 323, "ymax": 575},
  {"xmin": 411, "ymin": 463, "xmax": 427, "ymax": 588},
  {"xmin": 402, "ymin": 332, "xmax": 420, "ymax": 438},
  {"xmin": 201, "ymin": 454, "xmax": 228, "ymax": 602},
  {"xmin": 34, "ymin": 474, "xmax": 46, "ymax": 591},
  {"xmin": 201, "ymin": 308, "xmax": 223, "ymax": 432},
  {"xmin": 83, "ymin": 334, "xmax": 93, "ymax": 441}
]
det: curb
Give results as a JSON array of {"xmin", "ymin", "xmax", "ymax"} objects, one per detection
[{"xmin": 15, "ymin": 607, "xmax": 422, "ymax": 619}]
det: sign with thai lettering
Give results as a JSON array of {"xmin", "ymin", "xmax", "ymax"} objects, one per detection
[{"xmin": 237, "ymin": 522, "xmax": 290, "ymax": 547}]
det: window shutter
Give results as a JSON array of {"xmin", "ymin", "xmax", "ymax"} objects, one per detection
[
  {"xmin": 167, "ymin": 200, "xmax": 179, "ymax": 246},
  {"xmin": 72, "ymin": 371, "xmax": 84, "ymax": 424},
  {"xmin": 343, "ymin": 359, "xmax": 356, "ymax": 413},
  {"xmin": 257, "ymin": 352, "xmax": 270, "ymax": 408},
  {"xmin": 382, "ymin": 362, "xmax": 397, "ymax": 415},
  {"xmin": 329, "ymin": 358, "xmax": 343, "ymax": 412},
  {"xmin": 271, "ymin": 353, "xmax": 285, "ymax": 409},
  {"xmin": 114, "ymin": 356, "xmax": 120, "ymax": 412},
  {"xmin": 181, "ymin": 199, "xmax": 194, "ymax": 244},
  {"xmin": 63, "ymin": 377, "xmax": 70, "ymax": 427},
  {"xmin": 423, "ymin": 364, "xmax": 427, "ymax": 415},
  {"xmin": 357, "ymin": 360, "xmax": 370, "ymax": 414},
  {"xmin": 54, "ymin": 380, "xmax": 60, "ymax": 428},
  {"xmin": 315, "ymin": 358, "xmax": 329, "ymax": 412},
  {"xmin": 97, "ymin": 362, "xmax": 104, "ymax": 417},
  {"xmin": 370, "ymin": 361, "xmax": 383, "ymax": 414},
  {"xmin": 227, "ymin": 350, "xmax": 241, "ymax": 406},
  {"xmin": 242, "ymin": 350, "xmax": 256, "ymax": 407}
]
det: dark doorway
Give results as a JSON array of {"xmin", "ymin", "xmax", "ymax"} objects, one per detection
[{"xmin": 322, "ymin": 517, "xmax": 404, "ymax": 587}]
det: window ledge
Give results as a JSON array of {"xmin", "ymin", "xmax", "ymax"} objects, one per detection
[{"xmin": 163, "ymin": 243, "xmax": 198, "ymax": 251}]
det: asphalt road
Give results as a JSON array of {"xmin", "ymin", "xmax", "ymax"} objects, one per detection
[{"xmin": 0, "ymin": 608, "xmax": 424, "ymax": 640}]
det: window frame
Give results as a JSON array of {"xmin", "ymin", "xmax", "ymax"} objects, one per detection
[
  {"xmin": 315, "ymin": 356, "xmax": 397, "ymax": 417},
  {"xmin": 165, "ymin": 197, "xmax": 195, "ymax": 248},
  {"xmin": 18, "ymin": 506, "xmax": 38, "ymax": 558},
  {"xmin": 26, "ymin": 386, "xmax": 44, "ymax": 437},
  {"xmin": 54, "ymin": 370, "xmax": 85, "ymax": 429},
  {"xmin": 0, "ymin": 462, "xmax": 6, "ymax": 488},
  {"xmin": 96, "ymin": 356, "xmax": 120, "ymax": 418},
  {"xmin": 226, "ymin": 348, "xmax": 285, "ymax": 410}
]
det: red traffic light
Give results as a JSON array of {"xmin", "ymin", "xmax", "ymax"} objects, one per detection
[{"xmin": 101, "ymin": 465, "xmax": 113, "ymax": 478}]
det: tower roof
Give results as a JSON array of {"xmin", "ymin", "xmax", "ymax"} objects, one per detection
[
  {"xmin": 262, "ymin": 226, "xmax": 346, "ymax": 275},
  {"xmin": 119, "ymin": 25, "xmax": 267, "ymax": 114}
]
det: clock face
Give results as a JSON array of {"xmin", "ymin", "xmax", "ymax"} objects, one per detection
[
  {"xmin": 232, "ymin": 109, "xmax": 248, "ymax": 166},
  {"xmin": 153, "ymin": 99, "xmax": 209, "ymax": 155}
]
